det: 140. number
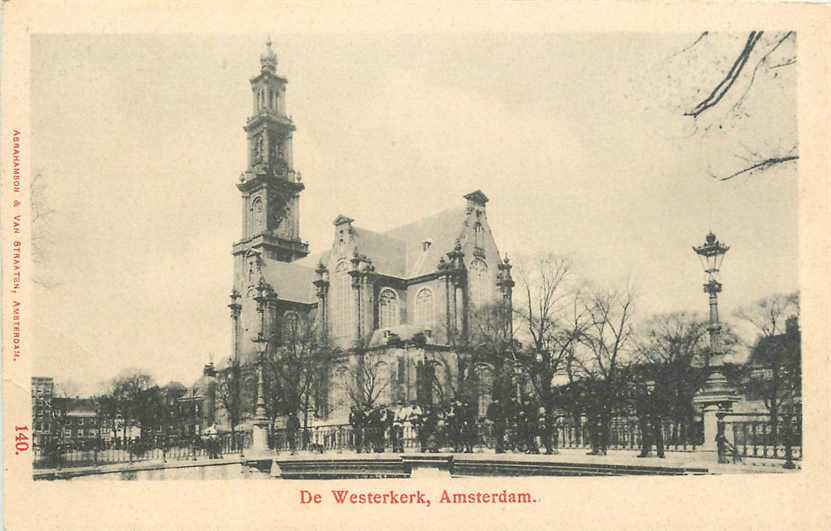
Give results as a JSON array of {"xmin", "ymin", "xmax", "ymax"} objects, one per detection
[{"xmin": 15, "ymin": 425, "xmax": 30, "ymax": 454}]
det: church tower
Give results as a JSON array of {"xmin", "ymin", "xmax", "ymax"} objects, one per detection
[{"xmin": 232, "ymin": 38, "xmax": 308, "ymax": 263}]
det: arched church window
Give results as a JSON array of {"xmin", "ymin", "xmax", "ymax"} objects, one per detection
[
  {"xmin": 331, "ymin": 261, "xmax": 352, "ymax": 338},
  {"xmin": 252, "ymin": 197, "xmax": 265, "ymax": 232},
  {"xmin": 283, "ymin": 311, "xmax": 300, "ymax": 343},
  {"xmin": 469, "ymin": 259, "xmax": 490, "ymax": 306},
  {"xmin": 378, "ymin": 288, "xmax": 400, "ymax": 329},
  {"xmin": 415, "ymin": 288, "xmax": 434, "ymax": 326},
  {"xmin": 474, "ymin": 223, "xmax": 485, "ymax": 249}
]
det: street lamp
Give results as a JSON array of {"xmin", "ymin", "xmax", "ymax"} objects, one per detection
[
  {"xmin": 249, "ymin": 334, "xmax": 271, "ymax": 455},
  {"xmin": 693, "ymin": 231, "xmax": 730, "ymax": 364},
  {"xmin": 692, "ymin": 231, "xmax": 738, "ymax": 455}
]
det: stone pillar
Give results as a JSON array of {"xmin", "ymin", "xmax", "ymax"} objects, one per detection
[
  {"xmin": 693, "ymin": 367, "xmax": 737, "ymax": 454},
  {"xmin": 314, "ymin": 264, "xmax": 329, "ymax": 341},
  {"xmin": 250, "ymin": 361, "xmax": 270, "ymax": 455},
  {"xmin": 700, "ymin": 404, "xmax": 719, "ymax": 453},
  {"xmin": 443, "ymin": 269, "xmax": 453, "ymax": 341},
  {"xmin": 228, "ymin": 290, "xmax": 242, "ymax": 362}
]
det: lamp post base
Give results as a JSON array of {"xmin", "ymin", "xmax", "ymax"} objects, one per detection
[{"xmin": 251, "ymin": 421, "xmax": 270, "ymax": 455}]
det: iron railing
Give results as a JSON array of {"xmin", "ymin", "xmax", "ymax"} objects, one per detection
[
  {"xmin": 264, "ymin": 416, "xmax": 700, "ymax": 455},
  {"xmin": 554, "ymin": 416, "xmax": 701, "ymax": 452},
  {"xmin": 33, "ymin": 432, "xmax": 251, "ymax": 470},
  {"xmin": 720, "ymin": 412, "xmax": 802, "ymax": 463}
]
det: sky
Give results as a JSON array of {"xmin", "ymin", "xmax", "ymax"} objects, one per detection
[{"xmin": 30, "ymin": 33, "xmax": 798, "ymax": 394}]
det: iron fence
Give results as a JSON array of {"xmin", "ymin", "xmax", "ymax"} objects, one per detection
[
  {"xmin": 263, "ymin": 416, "xmax": 700, "ymax": 455},
  {"xmin": 33, "ymin": 432, "xmax": 251, "ymax": 470},
  {"xmin": 721, "ymin": 412, "xmax": 802, "ymax": 461},
  {"xmin": 554, "ymin": 416, "xmax": 701, "ymax": 452}
]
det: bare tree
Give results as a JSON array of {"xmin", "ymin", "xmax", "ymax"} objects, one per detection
[
  {"xmin": 663, "ymin": 31, "xmax": 797, "ymax": 181},
  {"xmin": 263, "ymin": 313, "xmax": 331, "ymax": 432},
  {"xmin": 109, "ymin": 369, "xmax": 156, "ymax": 442},
  {"xmin": 734, "ymin": 291, "xmax": 801, "ymax": 433},
  {"xmin": 513, "ymin": 255, "xmax": 586, "ymax": 435},
  {"xmin": 573, "ymin": 287, "xmax": 638, "ymax": 454},
  {"xmin": 734, "ymin": 291, "xmax": 800, "ymax": 338},
  {"xmin": 217, "ymin": 358, "xmax": 243, "ymax": 441},
  {"xmin": 633, "ymin": 313, "xmax": 709, "ymax": 432},
  {"xmin": 345, "ymin": 351, "xmax": 392, "ymax": 410}
]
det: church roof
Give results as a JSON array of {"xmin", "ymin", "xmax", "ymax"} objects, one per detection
[
  {"xmin": 295, "ymin": 205, "xmax": 468, "ymax": 280},
  {"xmin": 260, "ymin": 259, "xmax": 317, "ymax": 304},
  {"xmin": 352, "ymin": 227, "xmax": 407, "ymax": 277},
  {"xmin": 383, "ymin": 206, "xmax": 467, "ymax": 277}
]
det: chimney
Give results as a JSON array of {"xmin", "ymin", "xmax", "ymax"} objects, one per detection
[
  {"xmin": 463, "ymin": 190, "xmax": 489, "ymax": 209},
  {"xmin": 785, "ymin": 316, "xmax": 799, "ymax": 335}
]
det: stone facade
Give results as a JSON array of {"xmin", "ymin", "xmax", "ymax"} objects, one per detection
[{"xmin": 218, "ymin": 42, "xmax": 514, "ymax": 430}]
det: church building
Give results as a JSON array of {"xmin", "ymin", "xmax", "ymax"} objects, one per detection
[{"xmin": 219, "ymin": 40, "xmax": 514, "ymax": 431}]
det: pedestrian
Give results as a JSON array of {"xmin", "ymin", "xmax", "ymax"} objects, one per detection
[
  {"xmin": 538, "ymin": 405, "xmax": 555, "ymax": 455},
  {"xmin": 418, "ymin": 406, "xmax": 433, "ymax": 453},
  {"xmin": 446, "ymin": 400, "xmax": 460, "ymax": 452},
  {"xmin": 392, "ymin": 401, "xmax": 407, "ymax": 453},
  {"xmin": 461, "ymin": 400, "xmax": 476, "ymax": 453},
  {"xmin": 524, "ymin": 398, "xmax": 540, "ymax": 454},
  {"xmin": 650, "ymin": 412, "xmax": 665, "ymax": 458},
  {"xmin": 486, "ymin": 398, "xmax": 506, "ymax": 454},
  {"xmin": 374, "ymin": 406, "xmax": 388, "ymax": 452},
  {"xmin": 286, "ymin": 411, "xmax": 300, "ymax": 455},
  {"xmin": 349, "ymin": 405, "xmax": 365, "ymax": 453},
  {"xmin": 516, "ymin": 400, "xmax": 529, "ymax": 453},
  {"xmin": 407, "ymin": 401, "xmax": 422, "ymax": 451},
  {"xmin": 508, "ymin": 397, "xmax": 521, "ymax": 452}
]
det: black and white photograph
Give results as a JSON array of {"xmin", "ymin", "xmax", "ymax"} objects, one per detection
[
  {"xmin": 5, "ymin": 3, "xmax": 831, "ymax": 529},
  {"xmin": 23, "ymin": 31, "xmax": 802, "ymax": 482}
]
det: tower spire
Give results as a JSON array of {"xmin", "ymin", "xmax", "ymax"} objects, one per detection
[
  {"xmin": 234, "ymin": 43, "xmax": 308, "ymax": 264},
  {"xmin": 260, "ymin": 36, "xmax": 277, "ymax": 73}
]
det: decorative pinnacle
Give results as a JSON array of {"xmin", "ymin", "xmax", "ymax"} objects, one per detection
[{"xmin": 260, "ymin": 36, "xmax": 277, "ymax": 73}]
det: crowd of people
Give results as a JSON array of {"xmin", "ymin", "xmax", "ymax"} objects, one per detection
[{"xmin": 345, "ymin": 396, "xmax": 558, "ymax": 455}]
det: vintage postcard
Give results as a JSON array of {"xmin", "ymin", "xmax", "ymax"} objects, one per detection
[{"xmin": 2, "ymin": 2, "xmax": 830, "ymax": 530}]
